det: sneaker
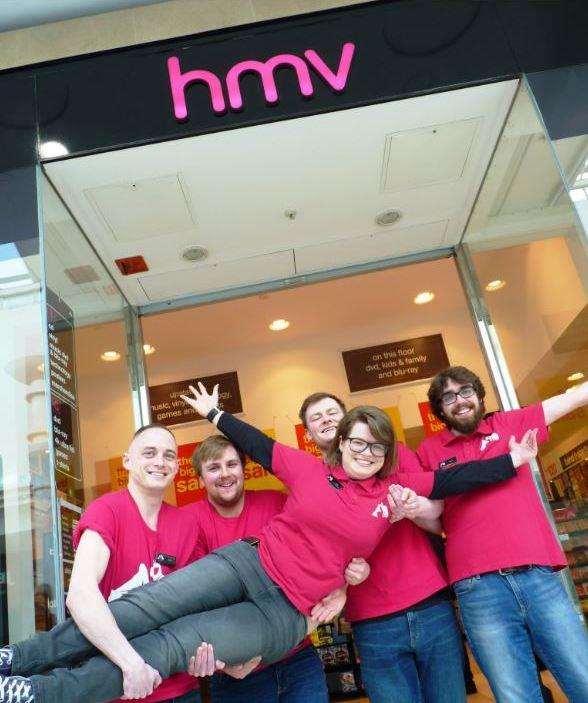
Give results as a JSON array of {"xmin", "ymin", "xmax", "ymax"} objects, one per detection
[
  {"xmin": 0, "ymin": 675, "xmax": 34, "ymax": 702},
  {"xmin": 0, "ymin": 649, "xmax": 12, "ymax": 676}
]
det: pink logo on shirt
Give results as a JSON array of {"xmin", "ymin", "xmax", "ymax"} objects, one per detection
[
  {"xmin": 371, "ymin": 502, "xmax": 389, "ymax": 519},
  {"xmin": 480, "ymin": 432, "xmax": 499, "ymax": 452}
]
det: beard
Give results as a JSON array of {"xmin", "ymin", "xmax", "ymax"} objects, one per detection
[{"xmin": 442, "ymin": 402, "xmax": 485, "ymax": 434}]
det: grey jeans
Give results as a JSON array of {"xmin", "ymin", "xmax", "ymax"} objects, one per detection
[{"xmin": 11, "ymin": 542, "xmax": 306, "ymax": 703}]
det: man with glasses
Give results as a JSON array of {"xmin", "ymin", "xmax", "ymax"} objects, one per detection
[{"xmin": 417, "ymin": 366, "xmax": 588, "ymax": 703}]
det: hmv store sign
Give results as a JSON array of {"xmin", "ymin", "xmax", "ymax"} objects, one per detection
[{"xmin": 166, "ymin": 42, "xmax": 356, "ymax": 121}]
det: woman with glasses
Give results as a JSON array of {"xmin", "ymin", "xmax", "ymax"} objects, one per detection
[{"xmin": 0, "ymin": 384, "xmax": 538, "ymax": 703}]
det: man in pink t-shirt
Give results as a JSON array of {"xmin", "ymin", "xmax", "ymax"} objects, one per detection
[
  {"xmin": 67, "ymin": 424, "xmax": 202, "ymax": 703},
  {"xmin": 184, "ymin": 434, "xmax": 330, "ymax": 703},
  {"xmin": 417, "ymin": 366, "xmax": 588, "ymax": 703},
  {"xmin": 298, "ymin": 392, "xmax": 469, "ymax": 703}
]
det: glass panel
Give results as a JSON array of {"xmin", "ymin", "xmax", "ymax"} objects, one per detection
[
  {"xmin": 40, "ymin": 174, "xmax": 136, "ymax": 606},
  {"xmin": 141, "ymin": 256, "xmax": 496, "ymax": 502},
  {"xmin": 0, "ymin": 175, "xmax": 61, "ymax": 638},
  {"xmin": 462, "ymin": 83, "xmax": 588, "ymax": 614}
]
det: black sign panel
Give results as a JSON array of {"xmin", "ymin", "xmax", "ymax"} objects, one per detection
[
  {"xmin": 560, "ymin": 439, "xmax": 588, "ymax": 471},
  {"xmin": 60, "ymin": 499, "xmax": 81, "ymax": 597},
  {"xmin": 149, "ymin": 371, "xmax": 242, "ymax": 427},
  {"xmin": 342, "ymin": 334, "xmax": 449, "ymax": 392},
  {"xmin": 47, "ymin": 289, "xmax": 81, "ymax": 480}
]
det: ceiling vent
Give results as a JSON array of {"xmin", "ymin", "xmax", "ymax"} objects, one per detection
[{"xmin": 64, "ymin": 265, "xmax": 100, "ymax": 284}]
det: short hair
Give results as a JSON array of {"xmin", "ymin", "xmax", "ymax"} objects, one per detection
[
  {"xmin": 133, "ymin": 423, "xmax": 176, "ymax": 441},
  {"xmin": 326, "ymin": 406, "xmax": 397, "ymax": 479},
  {"xmin": 428, "ymin": 366, "xmax": 486, "ymax": 422},
  {"xmin": 298, "ymin": 392, "xmax": 347, "ymax": 428},
  {"xmin": 192, "ymin": 435, "xmax": 246, "ymax": 476}
]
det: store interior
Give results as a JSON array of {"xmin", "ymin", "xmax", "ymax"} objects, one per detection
[{"xmin": 16, "ymin": 78, "xmax": 587, "ymax": 698}]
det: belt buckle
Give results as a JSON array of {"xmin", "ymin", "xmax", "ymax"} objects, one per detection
[{"xmin": 498, "ymin": 565, "xmax": 533, "ymax": 576}]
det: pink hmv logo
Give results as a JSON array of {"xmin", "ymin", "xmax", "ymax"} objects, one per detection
[{"xmin": 167, "ymin": 42, "xmax": 356, "ymax": 121}]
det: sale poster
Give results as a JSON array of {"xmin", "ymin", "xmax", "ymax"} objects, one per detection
[{"xmin": 418, "ymin": 402, "xmax": 445, "ymax": 436}]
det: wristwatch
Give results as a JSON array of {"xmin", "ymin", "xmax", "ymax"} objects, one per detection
[{"xmin": 206, "ymin": 407, "xmax": 221, "ymax": 422}]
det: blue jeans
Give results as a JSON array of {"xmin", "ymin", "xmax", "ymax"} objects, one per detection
[
  {"xmin": 352, "ymin": 600, "xmax": 466, "ymax": 703},
  {"xmin": 455, "ymin": 566, "xmax": 588, "ymax": 703},
  {"xmin": 210, "ymin": 646, "xmax": 328, "ymax": 703}
]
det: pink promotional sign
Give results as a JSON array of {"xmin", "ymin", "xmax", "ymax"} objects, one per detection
[{"xmin": 168, "ymin": 42, "xmax": 356, "ymax": 120}]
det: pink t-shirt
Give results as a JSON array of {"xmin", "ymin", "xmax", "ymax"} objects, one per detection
[
  {"xmin": 182, "ymin": 490, "xmax": 312, "ymax": 661},
  {"xmin": 73, "ymin": 489, "xmax": 200, "ymax": 703},
  {"xmin": 345, "ymin": 445, "xmax": 448, "ymax": 622},
  {"xmin": 257, "ymin": 443, "xmax": 434, "ymax": 615},
  {"xmin": 416, "ymin": 403, "xmax": 567, "ymax": 584}
]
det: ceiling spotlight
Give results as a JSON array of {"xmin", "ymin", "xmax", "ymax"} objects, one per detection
[
  {"xmin": 375, "ymin": 209, "xmax": 402, "ymax": 226},
  {"xmin": 39, "ymin": 141, "xmax": 69, "ymax": 159},
  {"xmin": 101, "ymin": 350, "xmax": 121, "ymax": 362},
  {"xmin": 485, "ymin": 279, "xmax": 506, "ymax": 292},
  {"xmin": 414, "ymin": 291, "xmax": 435, "ymax": 305},
  {"xmin": 269, "ymin": 319, "xmax": 290, "ymax": 331},
  {"xmin": 37, "ymin": 363, "xmax": 44, "ymax": 373},
  {"xmin": 143, "ymin": 344, "xmax": 156, "ymax": 356},
  {"xmin": 567, "ymin": 371, "xmax": 584, "ymax": 382},
  {"xmin": 181, "ymin": 245, "xmax": 209, "ymax": 262}
]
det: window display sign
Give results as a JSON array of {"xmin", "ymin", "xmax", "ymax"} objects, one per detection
[
  {"xmin": 149, "ymin": 371, "xmax": 243, "ymax": 427},
  {"xmin": 47, "ymin": 289, "xmax": 82, "ymax": 481},
  {"xmin": 342, "ymin": 334, "xmax": 449, "ymax": 392},
  {"xmin": 418, "ymin": 402, "xmax": 445, "ymax": 437},
  {"xmin": 59, "ymin": 499, "xmax": 81, "ymax": 600}
]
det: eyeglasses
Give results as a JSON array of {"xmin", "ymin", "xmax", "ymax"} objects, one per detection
[
  {"xmin": 346, "ymin": 437, "xmax": 388, "ymax": 457},
  {"xmin": 441, "ymin": 384, "xmax": 476, "ymax": 406}
]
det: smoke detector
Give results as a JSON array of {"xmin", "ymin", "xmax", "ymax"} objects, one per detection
[{"xmin": 181, "ymin": 245, "xmax": 209, "ymax": 262}]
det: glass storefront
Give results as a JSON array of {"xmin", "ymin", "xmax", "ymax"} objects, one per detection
[
  {"xmin": 40, "ymin": 175, "xmax": 136, "ymax": 611},
  {"xmin": 461, "ymin": 83, "xmax": 588, "ymax": 614}
]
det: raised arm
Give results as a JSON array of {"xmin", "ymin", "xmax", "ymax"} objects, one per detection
[
  {"xmin": 181, "ymin": 383, "xmax": 275, "ymax": 469},
  {"xmin": 542, "ymin": 380, "xmax": 588, "ymax": 425},
  {"xmin": 426, "ymin": 428, "xmax": 538, "ymax": 500}
]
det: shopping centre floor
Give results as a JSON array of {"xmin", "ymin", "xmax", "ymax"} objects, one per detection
[{"xmin": 347, "ymin": 662, "xmax": 566, "ymax": 702}]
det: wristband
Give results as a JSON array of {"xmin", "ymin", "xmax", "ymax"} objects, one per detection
[{"xmin": 206, "ymin": 407, "xmax": 221, "ymax": 422}]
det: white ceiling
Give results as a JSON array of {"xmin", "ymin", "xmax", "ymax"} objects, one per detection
[
  {"xmin": 0, "ymin": 0, "xmax": 163, "ymax": 32},
  {"xmin": 45, "ymin": 80, "xmax": 517, "ymax": 309}
]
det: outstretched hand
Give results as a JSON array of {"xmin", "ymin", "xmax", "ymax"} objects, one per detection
[
  {"xmin": 508, "ymin": 428, "xmax": 538, "ymax": 468},
  {"xmin": 180, "ymin": 382, "xmax": 219, "ymax": 419},
  {"xmin": 310, "ymin": 587, "xmax": 347, "ymax": 624}
]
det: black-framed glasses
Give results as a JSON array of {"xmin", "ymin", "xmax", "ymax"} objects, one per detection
[
  {"xmin": 441, "ymin": 384, "xmax": 476, "ymax": 406},
  {"xmin": 347, "ymin": 437, "xmax": 388, "ymax": 457}
]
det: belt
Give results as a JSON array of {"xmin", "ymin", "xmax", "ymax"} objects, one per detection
[
  {"xmin": 497, "ymin": 565, "xmax": 535, "ymax": 575},
  {"xmin": 241, "ymin": 536, "xmax": 260, "ymax": 548}
]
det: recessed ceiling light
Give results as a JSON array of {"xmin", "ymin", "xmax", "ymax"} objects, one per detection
[
  {"xmin": 485, "ymin": 279, "xmax": 506, "ymax": 291},
  {"xmin": 414, "ymin": 291, "xmax": 435, "ymax": 305},
  {"xmin": 39, "ymin": 141, "xmax": 69, "ymax": 159},
  {"xmin": 567, "ymin": 371, "xmax": 584, "ymax": 382},
  {"xmin": 375, "ymin": 209, "xmax": 402, "ymax": 226},
  {"xmin": 37, "ymin": 363, "xmax": 44, "ymax": 373},
  {"xmin": 143, "ymin": 344, "xmax": 156, "ymax": 356},
  {"xmin": 269, "ymin": 319, "xmax": 290, "ymax": 331},
  {"xmin": 101, "ymin": 350, "xmax": 121, "ymax": 362},
  {"xmin": 181, "ymin": 245, "xmax": 209, "ymax": 262}
]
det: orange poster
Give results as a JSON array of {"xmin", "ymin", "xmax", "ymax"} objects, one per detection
[
  {"xmin": 295, "ymin": 424, "xmax": 323, "ymax": 458},
  {"xmin": 418, "ymin": 401, "xmax": 444, "ymax": 436}
]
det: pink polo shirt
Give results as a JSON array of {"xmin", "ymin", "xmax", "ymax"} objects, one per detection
[
  {"xmin": 416, "ymin": 403, "xmax": 566, "ymax": 584},
  {"xmin": 345, "ymin": 444, "xmax": 448, "ymax": 622},
  {"xmin": 258, "ymin": 443, "xmax": 434, "ymax": 615}
]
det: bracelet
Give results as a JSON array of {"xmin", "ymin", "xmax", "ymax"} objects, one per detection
[{"xmin": 206, "ymin": 407, "xmax": 221, "ymax": 422}]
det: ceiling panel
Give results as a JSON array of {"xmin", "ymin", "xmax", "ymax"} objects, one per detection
[{"xmin": 45, "ymin": 80, "xmax": 517, "ymax": 306}]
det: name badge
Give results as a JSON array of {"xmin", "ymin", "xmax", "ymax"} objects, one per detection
[{"xmin": 439, "ymin": 457, "xmax": 457, "ymax": 470}]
